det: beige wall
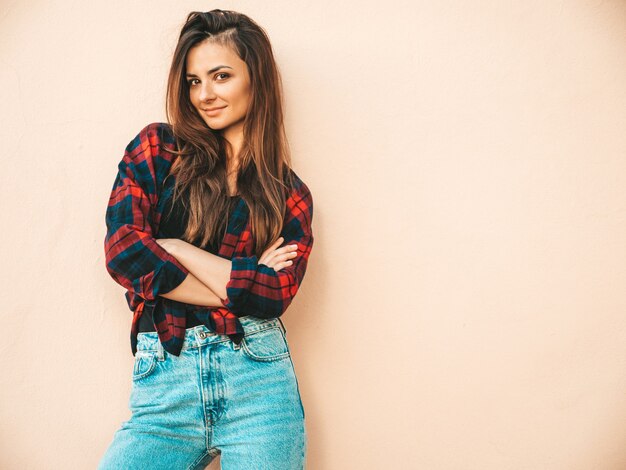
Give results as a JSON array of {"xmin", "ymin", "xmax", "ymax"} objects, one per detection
[{"xmin": 1, "ymin": 1, "xmax": 625, "ymax": 468}]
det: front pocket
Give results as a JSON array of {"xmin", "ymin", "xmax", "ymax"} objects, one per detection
[
  {"xmin": 132, "ymin": 350, "xmax": 158, "ymax": 381},
  {"xmin": 241, "ymin": 326, "xmax": 291, "ymax": 362}
]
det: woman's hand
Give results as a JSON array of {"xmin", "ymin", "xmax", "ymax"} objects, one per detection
[{"xmin": 259, "ymin": 237, "xmax": 298, "ymax": 271}]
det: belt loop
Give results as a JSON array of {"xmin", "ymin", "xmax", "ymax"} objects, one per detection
[
  {"xmin": 156, "ymin": 338, "xmax": 165, "ymax": 361},
  {"xmin": 277, "ymin": 317, "xmax": 287, "ymax": 335}
]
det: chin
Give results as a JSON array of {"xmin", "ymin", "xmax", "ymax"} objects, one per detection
[{"xmin": 203, "ymin": 119, "xmax": 226, "ymax": 130}]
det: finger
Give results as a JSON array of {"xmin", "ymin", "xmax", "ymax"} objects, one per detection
[
  {"xmin": 270, "ymin": 237, "xmax": 284, "ymax": 249},
  {"xmin": 275, "ymin": 246, "xmax": 299, "ymax": 263},
  {"xmin": 272, "ymin": 250, "xmax": 298, "ymax": 269},
  {"xmin": 273, "ymin": 244, "xmax": 297, "ymax": 257},
  {"xmin": 268, "ymin": 247, "xmax": 297, "ymax": 265},
  {"xmin": 282, "ymin": 250, "xmax": 298, "ymax": 260},
  {"xmin": 273, "ymin": 260, "xmax": 294, "ymax": 271},
  {"xmin": 260, "ymin": 238, "xmax": 285, "ymax": 262},
  {"xmin": 259, "ymin": 237, "xmax": 283, "ymax": 263},
  {"xmin": 260, "ymin": 247, "xmax": 278, "ymax": 264}
]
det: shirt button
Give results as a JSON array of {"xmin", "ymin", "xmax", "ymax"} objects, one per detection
[{"xmin": 198, "ymin": 331, "xmax": 206, "ymax": 339}]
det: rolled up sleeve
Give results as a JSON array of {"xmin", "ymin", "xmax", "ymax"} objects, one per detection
[
  {"xmin": 104, "ymin": 124, "xmax": 189, "ymax": 301},
  {"xmin": 221, "ymin": 179, "xmax": 314, "ymax": 318}
]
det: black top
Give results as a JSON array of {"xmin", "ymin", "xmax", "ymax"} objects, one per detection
[{"xmin": 137, "ymin": 175, "xmax": 240, "ymax": 333}]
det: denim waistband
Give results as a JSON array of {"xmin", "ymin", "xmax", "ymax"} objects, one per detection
[{"xmin": 136, "ymin": 316, "xmax": 286, "ymax": 356}]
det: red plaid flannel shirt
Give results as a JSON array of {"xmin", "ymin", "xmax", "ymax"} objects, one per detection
[{"xmin": 104, "ymin": 122, "xmax": 314, "ymax": 356}]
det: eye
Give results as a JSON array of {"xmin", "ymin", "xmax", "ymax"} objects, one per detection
[{"xmin": 187, "ymin": 73, "xmax": 229, "ymax": 86}]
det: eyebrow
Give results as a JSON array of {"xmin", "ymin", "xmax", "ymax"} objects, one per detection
[{"xmin": 185, "ymin": 65, "xmax": 233, "ymax": 77}]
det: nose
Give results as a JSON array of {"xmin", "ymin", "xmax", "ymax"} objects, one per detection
[{"xmin": 198, "ymin": 82, "xmax": 216, "ymax": 102}]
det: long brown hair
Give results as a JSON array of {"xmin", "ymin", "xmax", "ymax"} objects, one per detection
[{"xmin": 163, "ymin": 9, "xmax": 295, "ymax": 257}]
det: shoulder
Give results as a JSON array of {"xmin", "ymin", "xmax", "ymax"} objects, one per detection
[
  {"xmin": 120, "ymin": 122, "xmax": 178, "ymax": 185},
  {"xmin": 286, "ymin": 168, "xmax": 313, "ymax": 200},
  {"xmin": 286, "ymin": 168, "xmax": 311, "ymax": 194},
  {"xmin": 124, "ymin": 122, "xmax": 176, "ymax": 160}
]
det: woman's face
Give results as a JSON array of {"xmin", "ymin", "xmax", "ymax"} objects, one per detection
[{"xmin": 185, "ymin": 40, "xmax": 252, "ymax": 134}]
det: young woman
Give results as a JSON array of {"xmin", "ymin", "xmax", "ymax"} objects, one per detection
[{"xmin": 99, "ymin": 10, "xmax": 313, "ymax": 469}]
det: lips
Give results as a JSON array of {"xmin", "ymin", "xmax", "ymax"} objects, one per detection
[{"xmin": 202, "ymin": 106, "xmax": 226, "ymax": 114}]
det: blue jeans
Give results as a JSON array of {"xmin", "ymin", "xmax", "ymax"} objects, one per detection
[{"xmin": 98, "ymin": 316, "xmax": 307, "ymax": 469}]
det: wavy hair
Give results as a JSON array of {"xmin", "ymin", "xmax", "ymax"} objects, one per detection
[{"xmin": 163, "ymin": 9, "xmax": 295, "ymax": 257}]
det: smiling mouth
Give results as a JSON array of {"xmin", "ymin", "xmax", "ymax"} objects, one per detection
[{"xmin": 203, "ymin": 106, "xmax": 226, "ymax": 114}]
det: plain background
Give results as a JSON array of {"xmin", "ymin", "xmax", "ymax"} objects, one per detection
[{"xmin": 1, "ymin": 1, "xmax": 625, "ymax": 469}]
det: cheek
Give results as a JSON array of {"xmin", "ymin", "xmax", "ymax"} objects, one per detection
[
  {"xmin": 189, "ymin": 86, "xmax": 203, "ymax": 103},
  {"xmin": 234, "ymin": 91, "xmax": 251, "ymax": 112}
]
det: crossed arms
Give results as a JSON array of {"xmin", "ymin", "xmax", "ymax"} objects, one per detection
[
  {"xmin": 156, "ymin": 236, "xmax": 299, "ymax": 309},
  {"xmin": 104, "ymin": 123, "xmax": 314, "ymax": 318}
]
